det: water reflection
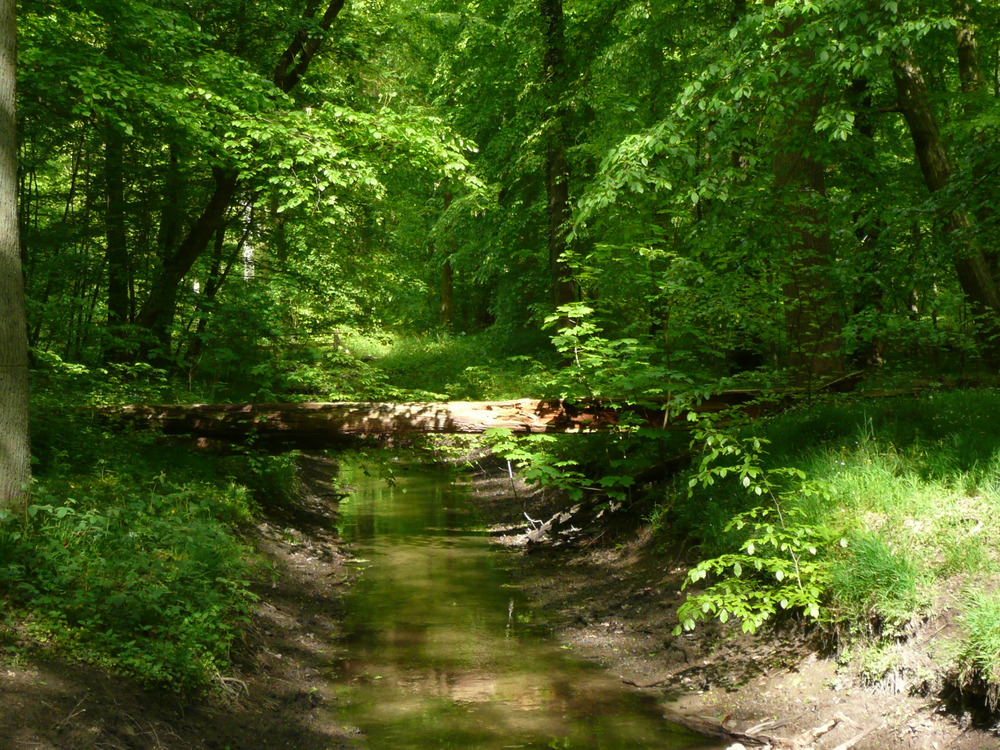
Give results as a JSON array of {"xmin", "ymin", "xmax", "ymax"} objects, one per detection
[{"xmin": 332, "ymin": 466, "xmax": 721, "ymax": 749}]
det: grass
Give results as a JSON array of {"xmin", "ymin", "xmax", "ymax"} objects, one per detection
[
  {"xmin": 342, "ymin": 328, "xmax": 557, "ymax": 400},
  {"xmin": 658, "ymin": 389, "xmax": 1000, "ymax": 700},
  {"xmin": 829, "ymin": 533, "xmax": 924, "ymax": 637},
  {"xmin": 955, "ymin": 591, "xmax": 1000, "ymax": 708}
]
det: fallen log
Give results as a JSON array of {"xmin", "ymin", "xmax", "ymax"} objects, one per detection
[
  {"xmin": 99, "ymin": 399, "xmax": 645, "ymax": 442},
  {"xmin": 95, "ymin": 373, "xmax": 865, "ymax": 444}
]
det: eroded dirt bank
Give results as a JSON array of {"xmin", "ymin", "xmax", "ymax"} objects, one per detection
[{"xmin": 463, "ymin": 471, "xmax": 998, "ymax": 750}]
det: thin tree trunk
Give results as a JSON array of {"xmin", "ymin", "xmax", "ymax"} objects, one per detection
[
  {"xmin": 104, "ymin": 123, "xmax": 130, "ymax": 349},
  {"xmin": 847, "ymin": 77, "xmax": 887, "ymax": 365},
  {"xmin": 0, "ymin": 0, "xmax": 30, "ymax": 508},
  {"xmin": 439, "ymin": 191, "xmax": 455, "ymax": 330}
]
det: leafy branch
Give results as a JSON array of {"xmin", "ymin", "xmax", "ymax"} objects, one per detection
[{"xmin": 674, "ymin": 421, "xmax": 843, "ymax": 634}]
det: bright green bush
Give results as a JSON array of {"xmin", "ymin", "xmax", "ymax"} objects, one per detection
[{"xmin": 0, "ymin": 478, "xmax": 257, "ymax": 691}]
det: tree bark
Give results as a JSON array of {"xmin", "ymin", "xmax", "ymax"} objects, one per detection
[
  {"xmin": 0, "ymin": 0, "xmax": 30, "ymax": 508},
  {"xmin": 438, "ymin": 191, "xmax": 455, "ymax": 330},
  {"xmin": 104, "ymin": 122, "xmax": 131, "ymax": 348},
  {"xmin": 953, "ymin": 2, "xmax": 998, "ymax": 280},
  {"xmin": 893, "ymin": 55, "xmax": 1000, "ymax": 321},
  {"xmin": 842, "ymin": 77, "xmax": 888, "ymax": 366},
  {"xmin": 540, "ymin": 0, "xmax": 578, "ymax": 310},
  {"xmin": 98, "ymin": 391, "xmax": 770, "ymax": 443},
  {"xmin": 768, "ymin": 6, "xmax": 843, "ymax": 382},
  {"xmin": 96, "ymin": 378, "xmax": 864, "ymax": 445}
]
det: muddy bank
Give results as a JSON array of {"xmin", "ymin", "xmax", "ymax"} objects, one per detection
[
  {"xmin": 462, "ymin": 471, "xmax": 998, "ymax": 750},
  {"xmin": 0, "ymin": 453, "xmax": 357, "ymax": 750}
]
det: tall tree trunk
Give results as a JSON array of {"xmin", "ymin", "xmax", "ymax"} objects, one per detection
[
  {"xmin": 540, "ymin": 0, "xmax": 577, "ymax": 310},
  {"xmin": 135, "ymin": 0, "xmax": 347, "ymax": 359},
  {"xmin": 0, "ymin": 0, "xmax": 30, "ymax": 508},
  {"xmin": 847, "ymin": 77, "xmax": 887, "ymax": 366},
  {"xmin": 438, "ymin": 191, "xmax": 455, "ymax": 330},
  {"xmin": 892, "ymin": 55, "xmax": 1000, "ymax": 322},
  {"xmin": 768, "ymin": 5, "xmax": 843, "ymax": 382},
  {"xmin": 104, "ymin": 122, "xmax": 131, "ymax": 358},
  {"xmin": 774, "ymin": 145, "xmax": 843, "ymax": 381},
  {"xmin": 440, "ymin": 258, "xmax": 454, "ymax": 330},
  {"xmin": 953, "ymin": 2, "xmax": 998, "ymax": 280}
]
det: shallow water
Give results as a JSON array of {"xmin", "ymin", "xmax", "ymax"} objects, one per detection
[{"xmin": 332, "ymin": 465, "xmax": 723, "ymax": 750}]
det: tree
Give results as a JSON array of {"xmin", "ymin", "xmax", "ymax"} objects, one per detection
[
  {"xmin": 0, "ymin": 0, "xmax": 29, "ymax": 507},
  {"xmin": 134, "ymin": 0, "xmax": 348, "ymax": 355}
]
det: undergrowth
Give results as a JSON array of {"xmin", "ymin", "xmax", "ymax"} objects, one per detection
[
  {"xmin": 0, "ymin": 359, "xmax": 300, "ymax": 692},
  {"xmin": 654, "ymin": 390, "xmax": 1000, "ymax": 702}
]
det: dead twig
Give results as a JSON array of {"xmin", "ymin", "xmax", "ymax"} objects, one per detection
[
  {"xmin": 621, "ymin": 675, "xmax": 671, "ymax": 688},
  {"xmin": 788, "ymin": 714, "xmax": 843, "ymax": 748},
  {"xmin": 54, "ymin": 696, "xmax": 88, "ymax": 729}
]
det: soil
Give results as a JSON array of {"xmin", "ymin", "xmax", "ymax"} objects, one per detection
[{"xmin": 1, "ymin": 453, "xmax": 997, "ymax": 749}]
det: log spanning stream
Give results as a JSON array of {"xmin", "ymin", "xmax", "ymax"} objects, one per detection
[{"xmin": 329, "ymin": 463, "xmax": 724, "ymax": 749}]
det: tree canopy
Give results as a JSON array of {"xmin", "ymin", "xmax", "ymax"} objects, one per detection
[{"xmin": 14, "ymin": 0, "xmax": 1000, "ymax": 396}]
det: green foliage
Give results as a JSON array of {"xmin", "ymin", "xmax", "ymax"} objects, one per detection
[
  {"xmin": 673, "ymin": 422, "xmax": 839, "ymax": 633},
  {"xmin": 675, "ymin": 506, "xmax": 836, "ymax": 634},
  {"xmin": 955, "ymin": 591, "xmax": 1000, "ymax": 709},
  {"xmin": 484, "ymin": 429, "xmax": 590, "ymax": 502},
  {"xmin": 0, "ymin": 369, "xmax": 310, "ymax": 691},
  {"xmin": 0, "ymin": 477, "xmax": 257, "ymax": 691},
  {"xmin": 544, "ymin": 303, "xmax": 708, "ymax": 401}
]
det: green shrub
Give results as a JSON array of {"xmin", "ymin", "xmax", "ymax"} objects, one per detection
[
  {"xmin": 0, "ymin": 480, "xmax": 256, "ymax": 691},
  {"xmin": 674, "ymin": 505, "xmax": 836, "ymax": 634}
]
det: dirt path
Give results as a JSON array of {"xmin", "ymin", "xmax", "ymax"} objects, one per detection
[{"xmin": 464, "ymin": 472, "xmax": 998, "ymax": 750}]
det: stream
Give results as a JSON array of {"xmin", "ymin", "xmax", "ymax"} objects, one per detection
[{"xmin": 330, "ymin": 463, "xmax": 725, "ymax": 749}]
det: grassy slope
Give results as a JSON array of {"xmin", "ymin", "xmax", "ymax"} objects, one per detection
[{"xmin": 662, "ymin": 390, "xmax": 1000, "ymax": 705}]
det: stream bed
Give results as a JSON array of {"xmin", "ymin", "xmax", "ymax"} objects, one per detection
[{"xmin": 329, "ymin": 464, "xmax": 724, "ymax": 750}]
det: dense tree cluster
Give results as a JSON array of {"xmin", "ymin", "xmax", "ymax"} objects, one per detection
[{"xmin": 7, "ymin": 0, "xmax": 1000, "ymax": 422}]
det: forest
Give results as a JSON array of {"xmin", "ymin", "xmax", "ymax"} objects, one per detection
[{"xmin": 2, "ymin": 0, "xmax": 1000, "ymax": 745}]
